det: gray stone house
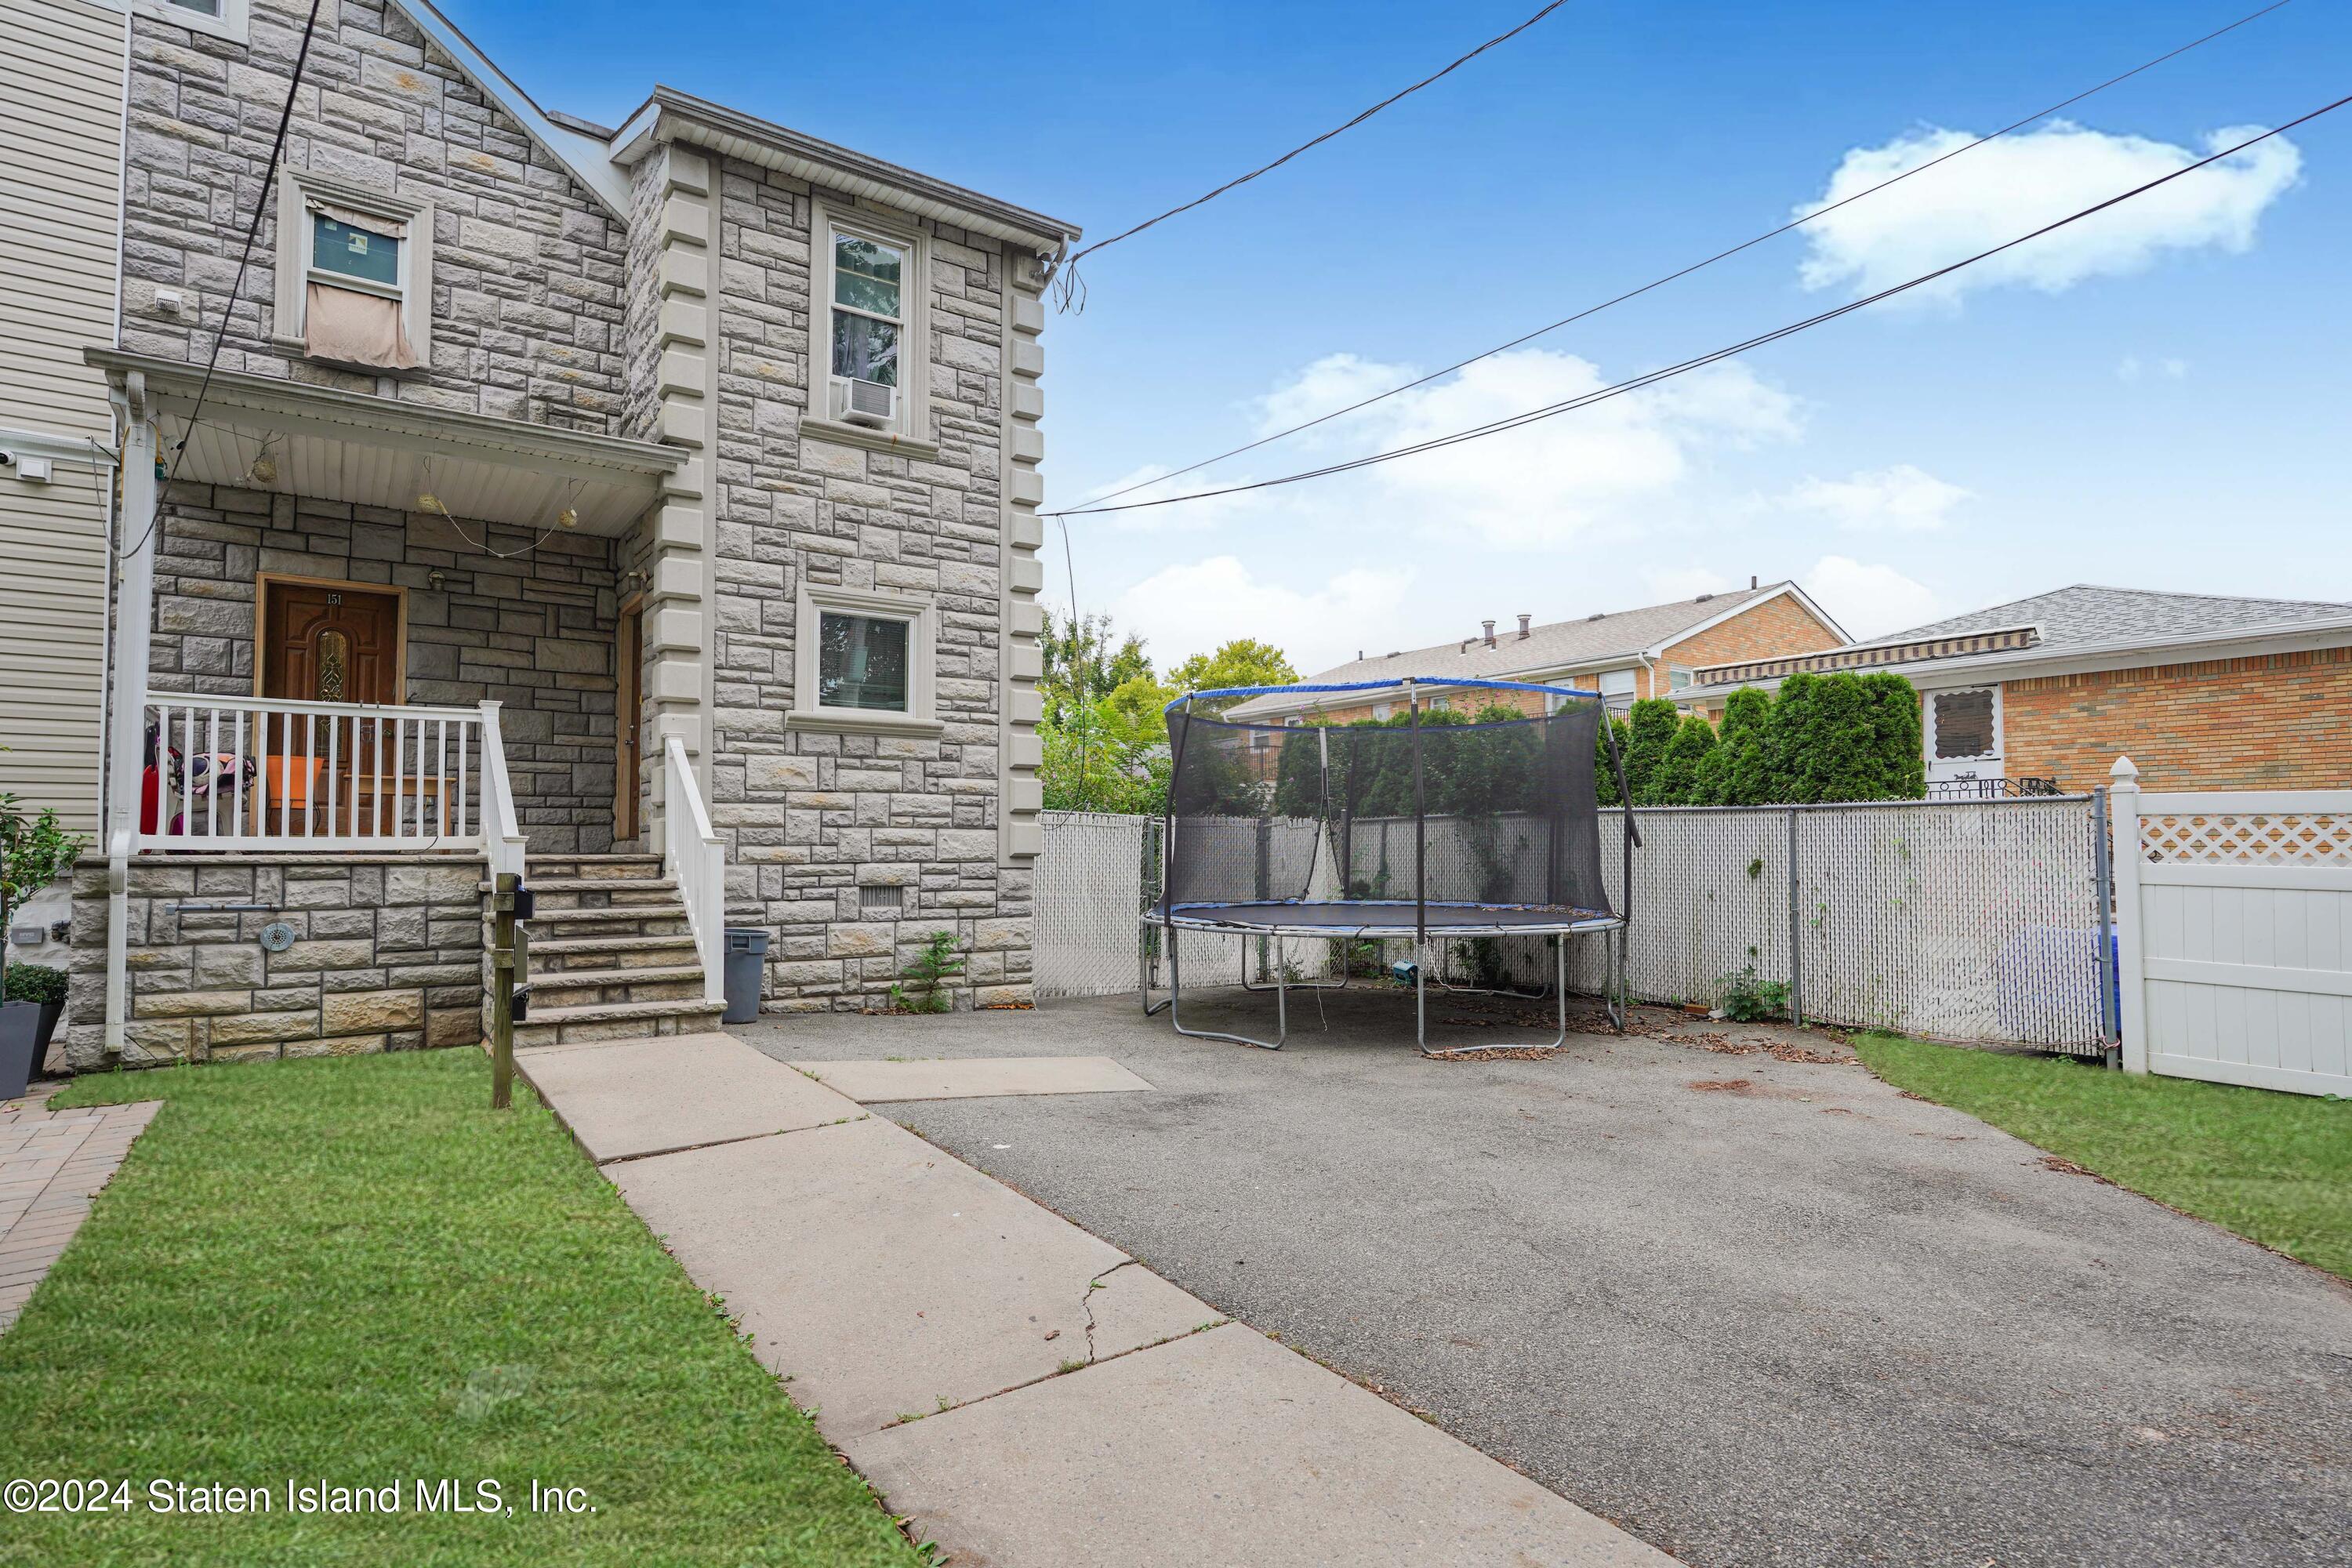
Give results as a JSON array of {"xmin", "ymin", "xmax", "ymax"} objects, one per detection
[{"xmin": 14, "ymin": 0, "xmax": 1074, "ymax": 1068}]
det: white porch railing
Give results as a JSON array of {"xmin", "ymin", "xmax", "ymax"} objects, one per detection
[
  {"xmin": 140, "ymin": 693, "xmax": 493, "ymax": 854},
  {"xmin": 663, "ymin": 734, "xmax": 726, "ymax": 1004}
]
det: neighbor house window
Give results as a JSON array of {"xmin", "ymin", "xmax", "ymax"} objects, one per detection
[
  {"xmin": 814, "ymin": 202, "xmax": 928, "ymax": 441},
  {"xmin": 274, "ymin": 173, "xmax": 432, "ymax": 372},
  {"xmin": 790, "ymin": 583, "xmax": 938, "ymax": 734},
  {"xmin": 1596, "ymin": 668, "xmax": 1637, "ymax": 710},
  {"xmin": 1933, "ymin": 689, "xmax": 1998, "ymax": 759}
]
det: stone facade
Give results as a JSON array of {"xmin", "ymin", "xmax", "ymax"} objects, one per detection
[
  {"xmin": 146, "ymin": 485, "xmax": 621, "ymax": 853},
  {"xmin": 1998, "ymin": 645, "xmax": 2352, "ymax": 793},
  {"xmin": 91, "ymin": 0, "xmax": 1065, "ymax": 1036},
  {"xmin": 120, "ymin": 0, "xmax": 630, "ymax": 426},
  {"xmin": 692, "ymin": 159, "xmax": 1034, "ymax": 1011},
  {"xmin": 64, "ymin": 855, "xmax": 484, "ymax": 1070}
]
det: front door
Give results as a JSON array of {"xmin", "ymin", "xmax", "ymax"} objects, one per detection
[
  {"xmin": 615, "ymin": 606, "xmax": 642, "ymax": 843},
  {"xmin": 262, "ymin": 581, "xmax": 402, "ymax": 706},
  {"xmin": 259, "ymin": 580, "xmax": 404, "ymax": 834}
]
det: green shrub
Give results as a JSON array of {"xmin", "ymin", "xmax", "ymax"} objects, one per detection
[
  {"xmin": 1720, "ymin": 960, "xmax": 1791, "ymax": 1022},
  {"xmin": 1617, "ymin": 699, "xmax": 1681, "ymax": 805},
  {"xmin": 2, "ymin": 962, "xmax": 66, "ymax": 1006},
  {"xmin": 1651, "ymin": 713, "xmax": 1719, "ymax": 805}
]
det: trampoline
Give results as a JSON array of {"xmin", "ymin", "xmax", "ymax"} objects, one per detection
[{"xmin": 1142, "ymin": 676, "xmax": 1639, "ymax": 1058}]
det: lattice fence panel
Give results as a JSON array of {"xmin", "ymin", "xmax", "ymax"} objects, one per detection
[{"xmin": 2139, "ymin": 811, "xmax": 2352, "ymax": 866}]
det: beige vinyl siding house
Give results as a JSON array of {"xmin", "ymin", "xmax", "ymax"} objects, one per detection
[{"xmin": 0, "ymin": 0, "xmax": 124, "ymax": 837}]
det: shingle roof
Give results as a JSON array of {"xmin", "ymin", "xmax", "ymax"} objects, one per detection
[
  {"xmin": 1885, "ymin": 584, "xmax": 2352, "ymax": 651},
  {"xmin": 1224, "ymin": 583, "xmax": 1795, "ymax": 717}
]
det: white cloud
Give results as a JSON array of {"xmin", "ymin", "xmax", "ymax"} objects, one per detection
[
  {"xmin": 1784, "ymin": 464, "xmax": 1969, "ymax": 532},
  {"xmin": 1644, "ymin": 566, "xmax": 1740, "ymax": 601},
  {"xmin": 1804, "ymin": 556, "xmax": 1941, "ymax": 641},
  {"xmin": 1247, "ymin": 348, "xmax": 1801, "ymax": 548},
  {"xmin": 2117, "ymin": 355, "xmax": 2188, "ymax": 383},
  {"xmin": 1112, "ymin": 555, "xmax": 1417, "ymax": 673},
  {"xmin": 1798, "ymin": 121, "xmax": 2300, "ymax": 304},
  {"xmin": 1253, "ymin": 352, "xmax": 1416, "ymax": 435}
]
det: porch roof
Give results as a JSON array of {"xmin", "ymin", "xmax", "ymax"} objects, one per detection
[{"xmin": 89, "ymin": 349, "xmax": 681, "ymax": 535}]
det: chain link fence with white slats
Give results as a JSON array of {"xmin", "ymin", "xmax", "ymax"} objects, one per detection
[{"xmin": 1039, "ymin": 797, "xmax": 2110, "ymax": 1051}]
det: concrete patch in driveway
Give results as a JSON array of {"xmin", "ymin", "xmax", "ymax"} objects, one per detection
[
  {"xmin": 608, "ymin": 1115, "xmax": 1218, "ymax": 1439},
  {"xmin": 848, "ymin": 1321, "xmax": 1675, "ymax": 1568},
  {"xmin": 796, "ymin": 1054, "xmax": 1154, "ymax": 1102},
  {"xmin": 516, "ymin": 1032, "xmax": 852, "ymax": 1163}
]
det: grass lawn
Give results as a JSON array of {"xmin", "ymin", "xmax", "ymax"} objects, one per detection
[
  {"xmin": 0, "ymin": 1050, "xmax": 925, "ymax": 1567},
  {"xmin": 1854, "ymin": 1034, "xmax": 2352, "ymax": 1283}
]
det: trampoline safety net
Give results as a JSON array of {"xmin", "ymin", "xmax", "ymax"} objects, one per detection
[{"xmin": 1162, "ymin": 695, "xmax": 1617, "ymax": 935}]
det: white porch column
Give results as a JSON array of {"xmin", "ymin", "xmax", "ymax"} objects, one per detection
[
  {"xmin": 104, "ymin": 378, "xmax": 157, "ymax": 844},
  {"xmin": 103, "ymin": 378, "xmax": 158, "ymax": 1055}
]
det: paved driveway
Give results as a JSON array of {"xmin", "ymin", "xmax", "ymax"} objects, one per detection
[{"xmin": 734, "ymin": 990, "xmax": 2352, "ymax": 1568}]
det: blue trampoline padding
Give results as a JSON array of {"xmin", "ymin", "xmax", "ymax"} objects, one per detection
[{"xmin": 1166, "ymin": 677, "xmax": 1602, "ymax": 715}]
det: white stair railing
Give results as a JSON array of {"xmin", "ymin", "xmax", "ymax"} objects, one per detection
[
  {"xmin": 663, "ymin": 734, "xmax": 727, "ymax": 1004},
  {"xmin": 477, "ymin": 700, "xmax": 528, "ymax": 884},
  {"xmin": 139, "ymin": 692, "xmax": 489, "ymax": 853}
]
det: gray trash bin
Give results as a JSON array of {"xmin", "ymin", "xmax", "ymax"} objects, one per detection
[{"xmin": 722, "ymin": 927, "xmax": 769, "ymax": 1025}]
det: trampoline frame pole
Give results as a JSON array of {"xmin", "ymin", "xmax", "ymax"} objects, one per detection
[
  {"xmin": 1407, "ymin": 678, "xmax": 1426, "ymax": 947},
  {"xmin": 1417, "ymin": 931, "xmax": 1568, "ymax": 1059}
]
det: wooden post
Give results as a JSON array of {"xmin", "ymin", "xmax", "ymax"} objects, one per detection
[{"xmin": 491, "ymin": 870, "xmax": 517, "ymax": 1109}]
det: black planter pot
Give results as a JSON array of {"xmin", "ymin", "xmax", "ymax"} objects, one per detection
[{"xmin": 0, "ymin": 1000, "xmax": 41, "ymax": 1102}]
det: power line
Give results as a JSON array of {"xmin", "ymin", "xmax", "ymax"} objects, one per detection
[
  {"xmin": 1069, "ymin": 0, "xmax": 2296, "ymax": 509},
  {"xmin": 129, "ymin": 0, "xmax": 325, "ymax": 559},
  {"xmin": 1050, "ymin": 96, "xmax": 2345, "ymax": 517},
  {"xmin": 1047, "ymin": 0, "xmax": 1570, "ymax": 310}
]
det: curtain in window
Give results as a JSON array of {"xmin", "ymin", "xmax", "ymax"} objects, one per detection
[{"xmin": 305, "ymin": 282, "xmax": 421, "ymax": 370}]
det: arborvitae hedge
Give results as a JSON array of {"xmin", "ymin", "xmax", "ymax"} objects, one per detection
[{"xmin": 1607, "ymin": 673, "xmax": 1925, "ymax": 808}]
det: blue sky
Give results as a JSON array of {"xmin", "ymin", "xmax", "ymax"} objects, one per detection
[{"xmin": 465, "ymin": 0, "xmax": 2351, "ymax": 671}]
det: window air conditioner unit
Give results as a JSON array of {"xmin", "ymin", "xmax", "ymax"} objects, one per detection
[{"xmin": 832, "ymin": 376, "xmax": 896, "ymax": 428}]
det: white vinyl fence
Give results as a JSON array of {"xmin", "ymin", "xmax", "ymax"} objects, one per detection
[
  {"xmin": 1037, "ymin": 797, "xmax": 2113, "ymax": 1050},
  {"xmin": 2112, "ymin": 761, "xmax": 2352, "ymax": 1096}
]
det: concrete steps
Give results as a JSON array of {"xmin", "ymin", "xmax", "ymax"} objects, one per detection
[{"xmin": 494, "ymin": 854, "xmax": 726, "ymax": 1047}]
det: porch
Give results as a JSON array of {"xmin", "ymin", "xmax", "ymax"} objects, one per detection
[{"xmin": 72, "ymin": 351, "xmax": 728, "ymax": 1069}]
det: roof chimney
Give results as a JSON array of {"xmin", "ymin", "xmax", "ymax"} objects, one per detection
[
  {"xmin": 1516, "ymin": 613, "xmax": 1531, "ymax": 639},
  {"xmin": 1750, "ymin": 575, "xmax": 1758, "ymax": 590},
  {"xmin": 1481, "ymin": 619, "xmax": 1496, "ymax": 648}
]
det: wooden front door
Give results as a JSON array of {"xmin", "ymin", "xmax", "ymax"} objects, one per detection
[
  {"xmin": 262, "ymin": 581, "xmax": 402, "ymax": 706},
  {"xmin": 615, "ymin": 607, "xmax": 642, "ymax": 843},
  {"xmin": 258, "ymin": 580, "xmax": 405, "ymax": 835}
]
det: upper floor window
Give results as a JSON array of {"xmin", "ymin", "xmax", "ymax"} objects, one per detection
[
  {"xmin": 273, "ymin": 174, "xmax": 433, "ymax": 374},
  {"xmin": 134, "ymin": 0, "xmax": 249, "ymax": 43},
  {"xmin": 813, "ymin": 201, "xmax": 928, "ymax": 443}
]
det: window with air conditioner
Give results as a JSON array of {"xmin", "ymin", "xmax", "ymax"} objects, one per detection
[{"xmin": 828, "ymin": 226, "xmax": 907, "ymax": 431}]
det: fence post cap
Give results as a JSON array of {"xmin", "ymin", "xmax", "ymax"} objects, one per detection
[{"xmin": 2109, "ymin": 755, "xmax": 2140, "ymax": 784}]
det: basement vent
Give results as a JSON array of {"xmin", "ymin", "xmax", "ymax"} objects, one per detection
[{"xmin": 859, "ymin": 884, "xmax": 905, "ymax": 914}]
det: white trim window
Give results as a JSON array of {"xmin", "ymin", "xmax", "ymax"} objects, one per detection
[
  {"xmin": 814, "ymin": 201, "xmax": 927, "ymax": 441},
  {"xmin": 1595, "ymin": 668, "xmax": 1637, "ymax": 711},
  {"xmin": 789, "ymin": 584, "xmax": 940, "ymax": 735},
  {"xmin": 128, "ymin": 0, "xmax": 250, "ymax": 44},
  {"xmin": 273, "ymin": 172, "xmax": 434, "ymax": 373}
]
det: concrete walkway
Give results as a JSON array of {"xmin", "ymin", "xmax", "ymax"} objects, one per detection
[
  {"xmin": 0, "ymin": 1088, "xmax": 159, "ymax": 1332},
  {"xmin": 520, "ymin": 1033, "xmax": 1673, "ymax": 1566}
]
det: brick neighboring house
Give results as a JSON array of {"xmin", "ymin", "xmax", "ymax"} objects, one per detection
[
  {"xmin": 1682, "ymin": 585, "xmax": 2352, "ymax": 793},
  {"xmin": 1223, "ymin": 581, "xmax": 1847, "ymax": 729},
  {"xmin": 7, "ymin": 0, "xmax": 1079, "ymax": 1067}
]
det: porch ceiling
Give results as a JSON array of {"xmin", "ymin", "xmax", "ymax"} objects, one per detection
[{"xmin": 89, "ymin": 350, "xmax": 680, "ymax": 535}]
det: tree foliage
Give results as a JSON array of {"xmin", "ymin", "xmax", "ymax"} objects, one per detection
[
  {"xmin": 1168, "ymin": 640, "xmax": 1298, "ymax": 716},
  {"xmin": 1608, "ymin": 673, "xmax": 1926, "ymax": 808}
]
